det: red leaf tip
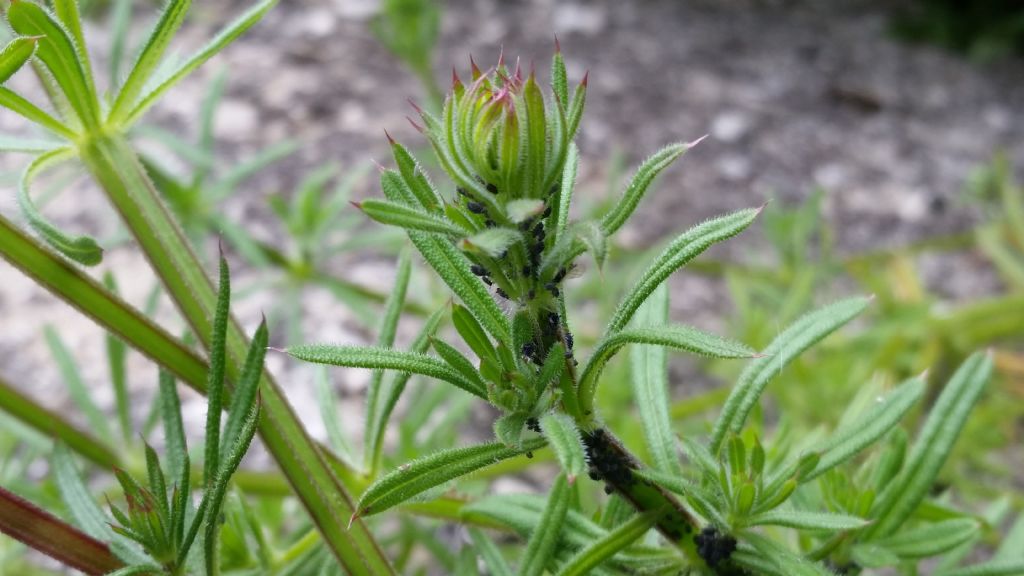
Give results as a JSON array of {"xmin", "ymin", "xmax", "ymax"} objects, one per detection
[
  {"xmin": 581, "ymin": 70, "xmax": 589, "ymax": 87},
  {"xmin": 384, "ymin": 129, "xmax": 395, "ymax": 145},
  {"xmin": 554, "ymin": 35, "xmax": 562, "ymax": 53}
]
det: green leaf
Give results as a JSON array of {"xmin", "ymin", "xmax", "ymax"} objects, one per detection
[
  {"xmin": 452, "ymin": 303, "xmax": 496, "ymax": 363},
  {"xmin": 461, "ymin": 228, "xmax": 521, "ymax": 258},
  {"xmin": 203, "ymin": 400, "xmax": 261, "ymax": 575},
  {"xmin": 519, "ymin": 473, "xmax": 570, "ymax": 576},
  {"xmin": 633, "ymin": 468, "xmax": 727, "ymax": 528},
  {"xmin": 469, "ymin": 528, "xmax": 514, "ymax": 576},
  {"xmin": 522, "ymin": 74, "xmax": 547, "ymax": 198},
  {"xmin": 869, "ymin": 519, "xmax": 979, "ymax": 560},
  {"xmin": 363, "ymin": 246, "xmax": 411, "ymax": 470},
  {"xmin": 18, "ymin": 147, "xmax": 104, "ymax": 266},
  {"xmin": 551, "ymin": 45, "xmax": 568, "ymax": 107},
  {"xmin": 109, "ymin": 0, "xmax": 191, "ymax": 123},
  {"xmin": 0, "ymin": 36, "xmax": 39, "ymax": 84},
  {"xmin": 743, "ymin": 532, "xmax": 833, "ymax": 576},
  {"xmin": 158, "ymin": 369, "xmax": 188, "ymax": 485},
  {"xmin": 7, "ymin": 1, "xmax": 100, "ymax": 128},
  {"xmin": 937, "ymin": 560, "xmax": 1024, "ymax": 576},
  {"xmin": 600, "ymin": 142, "xmax": 693, "ymax": 237},
  {"xmin": 44, "ymin": 326, "xmax": 112, "ymax": 443},
  {"xmin": 579, "ymin": 324, "xmax": 756, "ymax": 416},
  {"xmin": 710, "ymin": 296, "xmax": 870, "ymax": 452},
  {"xmin": 356, "ymin": 438, "xmax": 546, "ymax": 517},
  {"xmin": 540, "ymin": 413, "xmax": 586, "ymax": 483},
  {"xmin": 554, "ymin": 144, "xmax": 578, "ymax": 238},
  {"xmin": 287, "ymin": 345, "xmax": 487, "ymax": 400},
  {"xmin": 102, "ymin": 274, "xmax": 132, "ymax": 442},
  {"xmin": 574, "ymin": 221, "xmax": 606, "ymax": 271},
  {"xmin": 628, "ymin": 284, "xmax": 682, "ymax": 475},
  {"xmin": 0, "ymin": 131, "xmax": 67, "ymax": 150},
  {"xmin": 806, "ymin": 375, "xmax": 925, "ymax": 481},
  {"xmin": 315, "ymin": 367, "xmax": 359, "ymax": 470},
  {"xmin": 556, "ymin": 510, "xmax": 660, "ymax": 576},
  {"xmin": 748, "ymin": 510, "xmax": 869, "ymax": 531},
  {"xmin": 865, "ymin": 352, "xmax": 993, "ymax": 538},
  {"xmin": 120, "ymin": 0, "xmax": 278, "ymax": 127},
  {"xmin": 390, "ymin": 139, "xmax": 441, "ymax": 212},
  {"xmin": 566, "ymin": 74, "xmax": 587, "ymax": 140},
  {"xmin": 606, "ymin": 208, "xmax": 760, "ymax": 334},
  {"xmin": 359, "ymin": 198, "xmax": 466, "ymax": 236},
  {"xmin": 220, "ymin": 318, "xmax": 268, "ymax": 455},
  {"xmin": 494, "ymin": 412, "xmax": 529, "ymax": 448},
  {"xmin": 203, "ymin": 254, "xmax": 231, "ymax": 486},
  {"xmin": 432, "ymin": 338, "xmax": 487, "ymax": 393},
  {"xmin": 365, "ymin": 307, "xmax": 445, "ymax": 473},
  {"xmin": 507, "ymin": 199, "xmax": 546, "ymax": 223}
]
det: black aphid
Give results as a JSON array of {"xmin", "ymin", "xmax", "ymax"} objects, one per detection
[
  {"xmin": 694, "ymin": 526, "xmax": 737, "ymax": 569},
  {"xmin": 545, "ymin": 282, "xmax": 560, "ymax": 297},
  {"xmin": 553, "ymin": 267, "xmax": 567, "ymax": 283},
  {"xmin": 486, "ymin": 182, "xmax": 499, "ymax": 194},
  {"xmin": 565, "ymin": 332, "xmax": 574, "ymax": 349},
  {"xmin": 481, "ymin": 276, "xmax": 493, "ymax": 286},
  {"xmin": 467, "ymin": 201, "xmax": 486, "ymax": 214},
  {"xmin": 526, "ymin": 417, "xmax": 542, "ymax": 433},
  {"xmin": 522, "ymin": 342, "xmax": 536, "ymax": 358},
  {"xmin": 495, "ymin": 288, "xmax": 509, "ymax": 299},
  {"xmin": 470, "ymin": 264, "xmax": 488, "ymax": 276},
  {"xmin": 542, "ymin": 205, "xmax": 552, "ymax": 218}
]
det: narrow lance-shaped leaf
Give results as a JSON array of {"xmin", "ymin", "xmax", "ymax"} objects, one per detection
[
  {"xmin": 747, "ymin": 510, "xmax": 869, "ymax": 531},
  {"xmin": 518, "ymin": 473, "xmax": 570, "ymax": 576},
  {"xmin": 109, "ymin": 0, "xmax": 192, "ymax": 122},
  {"xmin": 936, "ymin": 560, "xmax": 1024, "ymax": 576},
  {"xmin": 121, "ymin": 0, "xmax": 278, "ymax": 127},
  {"xmin": 628, "ymin": 284, "xmax": 682, "ymax": 475},
  {"xmin": 600, "ymin": 141, "xmax": 696, "ymax": 237},
  {"xmin": 806, "ymin": 375, "xmax": 925, "ymax": 481},
  {"xmin": 540, "ymin": 412, "xmax": 586, "ymax": 483},
  {"xmin": 18, "ymin": 147, "xmax": 104, "ymax": 266},
  {"xmin": 607, "ymin": 208, "xmax": 761, "ymax": 334},
  {"xmin": 461, "ymin": 228, "xmax": 521, "ymax": 259},
  {"xmin": 556, "ymin": 510, "xmax": 661, "ymax": 576},
  {"xmin": 204, "ymin": 254, "xmax": 231, "ymax": 486},
  {"xmin": 356, "ymin": 437, "xmax": 546, "ymax": 518},
  {"xmin": 285, "ymin": 345, "xmax": 486, "ymax": 400},
  {"xmin": 220, "ymin": 318, "xmax": 268, "ymax": 454},
  {"xmin": 710, "ymin": 296, "xmax": 871, "ymax": 453},
  {"xmin": 204, "ymin": 400, "xmax": 261, "ymax": 576},
  {"xmin": 390, "ymin": 138, "xmax": 442, "ymax": 212},
  {"xmin": 158, "ymin": 369, "xmax": 188, "ymax": 485},
  {"xmin": 554, "ymin": 144, "xmax": 578, "ymax": 238},
  {"xmin": 7, "ymin": 1, "xmax": 100, "ymax": 128},
  {"xmin": 864, "ymin": 352, "xmax": 993, "ymax": 539},
  {"xmin": 102, "ymin": 273, "xmax": 132, "ymax": 442},
  {"xmin": 358, "ymin": 198, "xmax": 467, "ymax": 236},
  {"xmin": 579, "ymin": 324, "xmax": 756, "ymax": 417},
  {"xmin": 316, "ymin": 367, "xmax": 359, "ymax": 470},
  {"xmin": 0, "ymin": 36, "xmax": 39, "ymax": 84},
  {"xmin": 867, "ymin": 519, "xmax": 979, "ymax": 560}
]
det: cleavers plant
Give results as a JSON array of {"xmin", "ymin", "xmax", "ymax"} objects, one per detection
[{"xmin": 284, "ymin": 49, "xmax": 1019, "ymax": 574}]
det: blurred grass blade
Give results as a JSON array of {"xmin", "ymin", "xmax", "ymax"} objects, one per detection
[
  {"xmin": 108, "ymin": 0, "xmax": 133, "ymax": 93},
  {"xmin": 806, "ymin": 375, "xmax": 925, "ymax": 481},
  {"xmin": 365, "ymin": 306, "xmax": 445, "ymax": 473},
  {"xmin": 710, "ymin": 296, "xmax": 870, "ymax": 453},
  {"xmin": 628, "ymin": 284, "xmax": 682, "ymax": 475},
  {"xmin": 356, "ymin": 438, "xmax": 546, "ymax": 517},
  {"xmin": 103, "ymin": 274, "xmax": 132, "ymax": 442},
  {"xmin": 607, "ymin": 208, "xmax": 761, "ymax": 334},
  {"xmin": 748, "ymin": 510, "xmax": 869, "ymax": 531},
  {"xmin": 0, "ymin": 36, "xmax": 39, "ymax": 83},
  {"xmin": 204, "ymin": 254, "xmax": 232, "ymax": 485},
  {"xmin": 121, "ymin": 0, "xmax": 278, "ymax": 126},
  {"xmin": 556, "ymin": 510, "xmax": 660, "ymax": 576},
  {"xmin": 0, "ymin": 485, "xmax": 124, "ymax": 575},
  {"xmin": 51, "ymin": 0, "xmax": 92, "ymax": 84},
  {"xmin": 0, "ymin": 374, "xmax": 119, "ymax": 468},
  {"xmin": 110, "ymin": 0, "xmax": 191, "ymax": 123},
  {"xmin": 937, "ymin": 560, "xmax": 1024, "ymax": 576},
  {"xmin": 539, "ymin": 413, "xmax": 586, "ymax": 483},
  {"xmin": 579, "ymin": 323, "xmax": 756, "ymax": 416},
  {"xmin": 44, "ymin": 326, "xmax": 112, "ymax": 443},
  {"xmin": 18, "ymin": 147, "xmax": 104, "ymax": 266},
  {"xmin": 600, "ymin": 142, "xmax": 690, "ymax": 237},
  {"xmin": 0, "ymin": 86, "xmax": 75, "ymax": 137},
  {"xmin": 159, "ymin": 369, "xmax": 189, "ymax": 485},
  {"xmin": 469, "ymin": 528, "xmax": 514, "ymax": 576},
  {"xmin": 518, "ymin": 473, "xmax": 569, "ymax": 576},
  {"xmin": 316, "ymin": 367, "xmax": 359, "ymax": 471},
  {"xmin": 869, "ymin": 519, "xmax": 979, "ymax": 560},
  {"xmin": 865, "ymin": 352, "xmax": 993, "ymax": 538},
  {"xmin": 287, "ymin": 345, "xmax": 487, "ymax": 399}
]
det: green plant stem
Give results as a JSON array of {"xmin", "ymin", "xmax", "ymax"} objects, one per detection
[
  {"xmin": 77, "ymin": 133, "xmax": 394, "ymax": 575},
  {"xmin": 0, "ymin": 374, "xmax": 120, "ymax": 469},
  {"xmin": 0, "ymin": 486, "xmax": 124, "ymax": 575}
]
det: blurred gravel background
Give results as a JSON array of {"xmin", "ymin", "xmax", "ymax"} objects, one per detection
[{"xmin": 1, "ymin": 0, "xmax": 1022, "ymax": 460}]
